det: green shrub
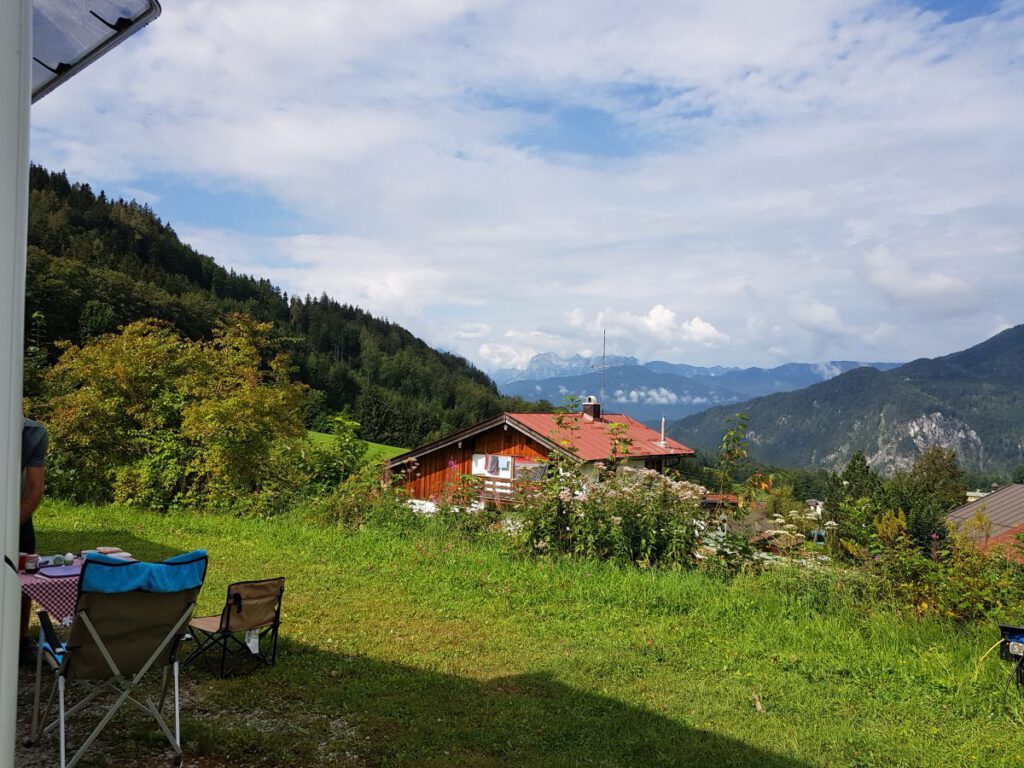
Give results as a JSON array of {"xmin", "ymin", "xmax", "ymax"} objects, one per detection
[
  {"xmin": 300, "ymin": 415, "xmax": 368, "ymax": 495},
  {"xmin": 433, "ymin": 473, "xmax": 503, "ymax": 536},
  {"xmin": 307, "ymin": 465, "xmax": 415, "ymax": 530},
  {"xmin": 926, "ymin": 527, "xmax": 1024, "ymax": 621},
  {"xmin": 852, "ymin": 510, "xmax": 1024, "ymax": 621},
  {"xmin": 514, "ymin": 463, "xmax": 710, "ymax": 568},
  {"xmin": 110, "ymin": 429, "xmax": 190, "ymax": 510},
  {"xmin": 824, "ymin": 496, "xmax": 878, "ymax": 556},
  {"xmin": 38, "ymin": 315, "xmax": 365, "ymax": 515}
]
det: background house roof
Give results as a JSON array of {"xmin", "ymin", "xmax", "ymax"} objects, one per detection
[
  {"xmin": 507, "ymin": 413, "xmax": 694, "ymax": 462},
  {"xmin": 947, "ymin": 484, "xmax": 1024, "ymax": 541}
]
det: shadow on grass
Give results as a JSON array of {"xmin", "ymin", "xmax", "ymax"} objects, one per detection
[
  {"xmin": 188, "ymin": 643, "xmax": 814, "ymax": 768},
  {"xmin": 32, "ymin": 528, "xmax": 185, "ymax": 563}
]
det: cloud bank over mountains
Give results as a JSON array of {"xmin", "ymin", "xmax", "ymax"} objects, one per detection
[{"xmin": 30, "ymin": 0, "xmax": 1024, "ymax": 370}]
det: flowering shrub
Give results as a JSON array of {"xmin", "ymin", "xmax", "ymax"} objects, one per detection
[
  {"xmin": 764, "ymin": 506, "xmax": 824, "ymax": 554},
  {"xmin": 514, "ymin": 463, "xmax": 711, "ymax": 568}
]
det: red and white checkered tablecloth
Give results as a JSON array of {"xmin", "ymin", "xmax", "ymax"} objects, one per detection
[{"xmin": 19, "ymin": 568, "xmax": 79, "ymax": 623}]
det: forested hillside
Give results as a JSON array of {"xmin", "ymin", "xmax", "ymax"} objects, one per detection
[
  {"xmin": 24, "ymin": 166, "xmax": 543, "ymax": 447},
  {"xmin": 669, "ymin": 325, "xmax": 1024, "ymax": 475}
]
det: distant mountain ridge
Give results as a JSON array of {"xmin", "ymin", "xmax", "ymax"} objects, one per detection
[
  {"xmin": 492, "ymin": 353, "xmax": 640, "ymax": 385},
  {"xmin": 502, "ymin": 365, "xmax": 747, "ymax": 423},
  {"xmin": 498, "ymin": 355, "xmax": 899, "ymax": 423},
  {"xmin": 668, "ymin": 325, "xmax": 1024, "ymax": 474}
]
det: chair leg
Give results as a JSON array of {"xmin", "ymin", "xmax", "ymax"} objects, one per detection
[
  {"xmin": 174, "ymin": 660, "xmax": 181, "ymax": 748},
  {"xmin": 58, "ymin": 676, "xmax": 66, "ymax": 768},
  {"xmin": 268, "ymin": 622, "xmax": 280, "ymax": 666},
  {"xmin": 44, "ymin": 682, "xmax": 107, "ymax": 736},
  {"xmin": 159, "ymin": 665, "xmax": 169, "ymax": 714},
  {"xmin": 30, "ymin": 673, "xmax": 59, "ymax": 746},
  {"xmin": 142, "ymin": 693, "xmax": 181, "ymax": 757},
  {"xmin": 30, "ymin": 631, "xmax": 43, "ymax": 743},
  {"xmin": 184, "ymin": 629, "xmax": 221, "ymax": 676},
  {"xmin": 190, "ymin": 626, "xmax": 281, "ymax": 678},
  {"xmin": 66, "ymin": 685, "xmax": 134, "ymax": 768}
]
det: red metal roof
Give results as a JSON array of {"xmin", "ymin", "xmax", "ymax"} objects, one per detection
[{"xmin": 507, "ymin": 413, "xmax": 694, "ymax": 462}]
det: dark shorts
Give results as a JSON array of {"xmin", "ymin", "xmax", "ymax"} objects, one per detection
[{"xmin": 19, "ymin": 518, "xmax": 36, "ymax": 554}]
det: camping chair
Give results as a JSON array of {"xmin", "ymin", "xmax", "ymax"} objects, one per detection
[
  {"xmin": 28, "ymin": 550, "xmax": 208, "ymax": 768},
  {"xmin": 184, "ymin": 577, "xmax": 284, "ymax": 677}
]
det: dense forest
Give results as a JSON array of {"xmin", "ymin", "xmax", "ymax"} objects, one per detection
[{"xmin": 24, "ymin": 165, "xmax": 546, "ymax": 448}]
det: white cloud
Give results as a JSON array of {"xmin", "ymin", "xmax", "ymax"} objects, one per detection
[
  {"xmin": 792, "ymin": 300, "xmax": 847, "ymax": 335},
  {"xmin": 812, "ymin": 362, "xmax": 843, "ymax": 380},
  {"xmin": 577, "ymin": 306, "xmax": 730, "ymax": 358},
  {"xmin": 27, "ymin": 0, "xmax": 1024, "ymax": 371},
  {"xmin": 612, "ymin": 386, "xmax": 713, "ymax": 406},
  {"xmin": 478, "ymin": 343, "xmax": 536, "ymax": 369},
  {"xmin": 864, "ymin": 247, "xmax": 976, "ymax": 311},
  {"xmin": 566, "ymin": 308, "xmax": 586, "ymax": 328},
  {"xmin": 645, "ymin": 387, "xmax": 679, "ymax": 405},
  {"xmin": 451, "ymin": 323, "xmax": 491, "ymax": 339},
  {"xmin": 680, "ymin": 317, "xmax": 730, "ymax": 346}
]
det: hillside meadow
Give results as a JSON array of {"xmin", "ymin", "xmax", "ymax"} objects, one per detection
[
  {"xmin": 308, "ymin": 431, "xmax": 406, "ymax": 464},
  {"xmin": 17, "ymin": 500, "xmax": 1024, "ymax": 767}
]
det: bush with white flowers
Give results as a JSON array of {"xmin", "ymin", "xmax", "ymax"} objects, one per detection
[{"xmin": 515, "ymin": 462, "xmax": 712, "ymax": 568}]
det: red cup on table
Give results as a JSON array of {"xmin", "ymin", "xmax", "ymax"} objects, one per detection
[{"xmin": 17, "ymin": 552, "xmax": 27, "ymax": 571}]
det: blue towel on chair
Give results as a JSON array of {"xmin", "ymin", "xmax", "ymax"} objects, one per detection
[{"xmin": 81, "ymin": 550, "xmax": 207, "ymax": 594}]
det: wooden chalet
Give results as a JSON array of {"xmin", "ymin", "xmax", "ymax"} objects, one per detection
[{"xmin": 387, "ymin": 397, "xmax": 695, "ymax": 503}]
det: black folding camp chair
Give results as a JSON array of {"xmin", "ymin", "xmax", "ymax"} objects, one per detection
[
  {"xmin": 184, "ymin": 577, "xmax": 284, "ymax": 677},
  {"xmin": 28, "ymin": 550, "xmax": 208, "ymax": 768}
]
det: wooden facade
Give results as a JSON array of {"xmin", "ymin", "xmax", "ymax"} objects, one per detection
[{"xmin": 397, "ymin": 422, "xmax": 550, "ymax": 502}]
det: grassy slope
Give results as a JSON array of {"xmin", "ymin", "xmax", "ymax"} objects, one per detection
[
  {"xmin": 23, "ymin": 501, "xmax": 1024, "ymax": 768},
  {"xmin": 308, "ymin": 430, "xmax": 406, "ymax": 463}
]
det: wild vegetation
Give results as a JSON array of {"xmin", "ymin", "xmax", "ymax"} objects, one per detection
[
  {"xmin": 21, "ymin": 380, "xmax": 1024, "ymax": 767},
  {"xmin": 21, "ymin": 500, "xmax": 1024, "ymax": 768},
  {"xmin": 515, "ymin": 464, "xmax": 711, "ymax": 566},
  {"xmin": 35, "ymin": 315, "xmax": 364, "ymax": 514}
]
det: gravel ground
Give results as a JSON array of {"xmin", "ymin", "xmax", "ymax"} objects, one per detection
[
  {"xmin": 14, "ymin": 664, "xmax": 247, "ymax": 768},
  {"xmin": 15, "ymin": 662, "xmax": 364, "ymax": 767}
]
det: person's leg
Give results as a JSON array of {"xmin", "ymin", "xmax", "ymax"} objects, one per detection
[
  {"xmin": 19, "ymin": 518, "xmax": 36, "ymax": 644},
  {"xmin": 20, "ymin": 596, "xmax": 30, "ymax": 637}
]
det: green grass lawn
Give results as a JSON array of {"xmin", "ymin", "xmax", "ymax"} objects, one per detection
[
  {"xmin": 309, "ymin": 430, "xmax": 406, "ymax": 463},
  {"xmin": 20, "ymin": 500, "xmax": 1024, "ymax": 767}
]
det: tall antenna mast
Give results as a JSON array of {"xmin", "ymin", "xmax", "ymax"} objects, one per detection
[
  {"xmin": 589, "ymin": 329, "xmax": 621, "ymax": 406},
  {"xmin": 589, "ymin": 329, "xmax": 608, "ymax": 404},
  {"xmin": 602, "ymin": 329, "xmax": 606, "ymax": 405}
]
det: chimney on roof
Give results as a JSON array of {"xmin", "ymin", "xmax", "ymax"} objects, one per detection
[{"xmin": 582, "ymin": 395, "xmax": 601, "ymax": 422}]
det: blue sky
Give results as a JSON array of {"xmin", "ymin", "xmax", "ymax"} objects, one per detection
[
  {"xmin": 918, "ymin": 0, "xmax": 1001, "ymax": 21},
  {"xmin": 29, "ymin": 0, "xmax": 1024, "ymax": 371}
]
